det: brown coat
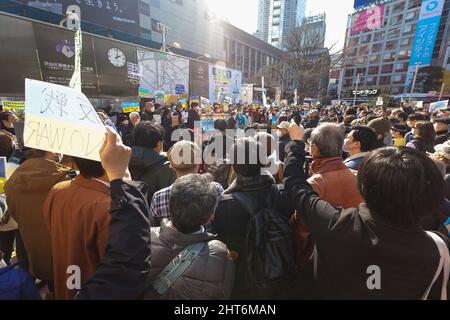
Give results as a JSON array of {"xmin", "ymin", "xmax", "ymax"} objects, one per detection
[
  {"xmin": 43, "ymin": 175, "xmax": 111, "ymax": 300},
  {"xmin": 4, "ymin": 158, "xmax": 71, "ymax": 282}
]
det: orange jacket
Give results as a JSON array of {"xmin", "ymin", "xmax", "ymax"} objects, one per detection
[{"xmin": 43, "ymin": 175, "xmax": 111, "ymax": 300}]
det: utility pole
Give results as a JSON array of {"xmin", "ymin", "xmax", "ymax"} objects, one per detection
[
  {"xmin": 439, "ymin": 82, "xmax": 445, "ymax": 101},
  {"xmin": 409, "ymin": 62, "xmax": 421, "ymax": 104},
  {"xmin": 353, "ymin": 73, "xmax": 361, "ymax": 107},
  {"xmin": 157, "ymin": 22, "xmax": 171, "ymax": 52}
]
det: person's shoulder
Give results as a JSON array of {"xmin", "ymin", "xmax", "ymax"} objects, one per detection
[{"xmin": 206, "ymin": 239, "xmax": 232, "ymax": 256}]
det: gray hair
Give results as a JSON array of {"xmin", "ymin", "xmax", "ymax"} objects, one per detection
[
  {"xmin": 129, "ymin": 112, "xmax": 140, "ymax": 120},
  {"xmin": 169, "ymin": 174, "xmax": 219, "ymax": 233},
  {"xmin": 310, "ymin": 123, "xmax": 345, "ymax": 157}
]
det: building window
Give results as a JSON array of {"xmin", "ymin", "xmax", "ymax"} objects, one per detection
[
  {"xmin": 150, "ymin": 0, "xmax": 160, "ymax": 8},
  {"xmin": 151, "ymin": 19, "xmax": 161, "ymax": 33},
  {"xmin": 361, "ymin": 34, "xmax": 371, "ymax": 44},
  {"xmin": 357, "ymin": 67, "xmax": 366, "ymax": 75},
  {"xmin": 368, "ymin": 66, "xmax": 379, "ymax": 75},
  {"xmin": 369, "ymin": 55, "xmax": 380, "ymax": 63},
  {"xmin": 403, "ymin": 24, "xmax": 414, "ymax": 34},
  {"xmin": 372, "ymin": 43, "xmax": 382, "ymax": 53},
  {"xmin": 140, "ymin": 27, "xmax": 152, "ymax": 39},
  {"xmin": 393, "ymin": 75, "xmax": 404, "ymax": 83},
  {"xmin": 385, "ymin": 40, "xmax": 398, "ymax": 51},
  {"xmin": 395, "ymin": 62, "xmax": 408, "ymax": 72},
  {"xmin": 139, "ymin": 0, "xmax": 151, "ymax": 16},
  {"xmin": 381, "ymin": 64, "xmax": 394, "ymax": 73},
  {"xmin": 374, "ymin": 32, "xmax": 384, "ymax": 41},
  {"xmin": 366, "ymin": 76, "xmax": 377, "ymax": 85},
  {"xmin": 359, "ymin": 45, "xmax": 369, "ymax": 56},
  {"xmin": 384, "ymin": 52, "xmax": 396, "ymax": 62},
  {"xmin": 380, "ymin": 76, "xmax": 391, "ymax": 85},
  {"xmin": 345, "ymin": 68, "xmax": 355, "ymax": 77}
]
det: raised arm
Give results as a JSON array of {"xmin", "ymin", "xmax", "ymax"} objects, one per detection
[{"xmin": 76, "ymin": 128, "xmax": 151, "ymax": 300}]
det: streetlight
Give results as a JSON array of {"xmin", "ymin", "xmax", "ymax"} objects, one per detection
[
  {"xmin": 164, "ymin": 42, "xmax": 181, "ymax": 54},
  {"xmin": 157, "ymin": 22, "xmax": 172, "ymax": 52},
  {"xmin": 353, "ymin": 73, "xmax": 362, "ymax": 107},
  {"xmin": 409, "ymin": 62, "xmax": 422, "ymax": 104}
]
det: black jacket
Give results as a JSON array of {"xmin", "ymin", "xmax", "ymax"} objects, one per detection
[
  {"xmin": 278, "ymin": 134, "xmax": 291, "ymax": 162},
  {"xmin": 187, "ymin": 109, "xmax": 200, "ymax": 130},
  {"xmin": 76, "ymin": 180, "xmax": 151, "ymax": 300},
  {"xmin": 212, "ymin": 173, "xmax": 295, "ymax": 298},
  {"xmin": 283, "ymin": 140, "xmax": 449, "ymax": 299},
  {"xmin": 129, "ymin": 147, "xmax": 176, "ymax": 204}
]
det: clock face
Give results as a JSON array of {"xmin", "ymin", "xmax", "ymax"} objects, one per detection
[{"xmin": 107, "ymin": 48, "xmax": 126, "ymax": 68}]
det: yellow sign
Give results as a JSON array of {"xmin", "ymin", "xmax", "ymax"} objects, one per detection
[
  {"xmin": 2, "ymin": 100, "xmax": 25, "ymax": 110},
  {"xmin": 123, "ymin": 106, "xmax": 140, "ymax": 113},
  {"xmin": 164, "ymin": 95, "xmax": 179, "ymax": 105}
]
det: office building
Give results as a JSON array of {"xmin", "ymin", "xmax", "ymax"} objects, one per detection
[
  {"xmin": 341, "ymin": 0, "xmax": 450, "ymax": 97},
  {"xmin": 257, "ymin": 0, "xmax": 307, "ymax": 50}
]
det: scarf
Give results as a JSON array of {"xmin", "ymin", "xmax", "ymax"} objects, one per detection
[{"xmin": 311, "ymin": 157, "xmax": 347, "ymax": 175}]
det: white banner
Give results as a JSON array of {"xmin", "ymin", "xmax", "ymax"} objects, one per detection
[
  {"xmin": 24, "ymin": 79, "xmax": 106, "ymax": 161},
  {"xmin": 69, "ymin": 28, "xmax": 82, "ymax": 91}
]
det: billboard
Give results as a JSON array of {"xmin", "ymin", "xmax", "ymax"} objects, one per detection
[
  {"xmin": 209, "ymin": 65, "xmax": 242, "ymax": 104},
  {"xmin": 34, "ymin": 23, "xmax": 99, "ymax": 95},
  {"xmin": 190, "ymin": 60, "xmax": 210, "ymax": 99},
  {"xmin": 0, "ymin": 14, "xmax": 40, "ymax": 95},
  {"xmin": 18, "ymin": 0, "xmax": 140, "ymax": 35},
  {"xmin": 137, "ymin": 50, "xmax": 190, "ymax": 97},
  {"xmin": 351, "ymin": 4, "xmax": 385, "ymax": 35},
  {"xmin": 354, "ymin": 0, "xmax": 376, "ymax": 9},
  {"xmin": 405, "ymin": 0, "xmax": 446, "ymax": 91}
]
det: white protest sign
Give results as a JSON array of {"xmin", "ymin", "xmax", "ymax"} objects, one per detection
[
  {"xmin": 24, "ymin": 79, "xmax": 106, "ymax": 162},
  {"xmin": 430, "ymin": 100, "xmax": 449, "ymax": 113},
  {"xmin": 153, "ymin": 115, "xmax": 162, "ymax": 125}
]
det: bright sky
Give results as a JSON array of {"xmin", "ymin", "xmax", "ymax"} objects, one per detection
[{"xmin": 207, "ymin": 0, "xmax": 355, "ymax": 50}]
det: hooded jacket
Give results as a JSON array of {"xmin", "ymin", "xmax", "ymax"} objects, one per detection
[
  {"xmin": 4, "ymin": 158, "xmax": 72, "ymax": 282},
  {"xmin": 129, "ymin": 147, "xmax": 176, "ymax": 204},
  {"xmin": 145, "ymin": 220, "xmax": 235, "ymax": 300}
]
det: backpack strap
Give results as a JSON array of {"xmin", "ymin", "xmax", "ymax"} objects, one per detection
[
  {"xmin": 422, "ymin": 231, "xmax": 449, "ymax": 300},
  {"xmin": 152, "ymin": 242, "xmax": 207, "ymax": 295}
]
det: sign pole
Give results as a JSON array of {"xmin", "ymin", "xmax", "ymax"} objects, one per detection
[{"xmin": 439, "ymin": 82, "xmax": 445, "ymax": 101}]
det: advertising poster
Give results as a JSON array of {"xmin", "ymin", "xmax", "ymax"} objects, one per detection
[
  {"xmin": 19, "ymin": 0, "xmax": 141, "ymax": 35},
  {"xmin": 351, "ymin": 4, "xmax": 385, "ymax": 35},
  {"xmin": 190, "ymin": 60, "xmax": 209, "ymax": 99},
  {"xmin": 209, "ymin": 65, "xmax": 242, "ymax": 103},
  {"xmin": 34, "ymin": 23, "xmax": 99, "ymax": 95},
  {"xmin": 138, "ymin": 49, "xmax": 190, "ymax": 97},
  {"xmin": 241, "ymin": 84, "xmax": 254, "ymax": 105}
]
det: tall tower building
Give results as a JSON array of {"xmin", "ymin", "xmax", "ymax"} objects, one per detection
[{"xmin": 257, "ymin": 0, "xmax": 307, "ymax": 50}]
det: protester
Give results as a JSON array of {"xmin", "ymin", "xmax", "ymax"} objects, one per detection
[
  {"xmin": 344, "ymin": 126, "xmax": 378, "ymax": 171},
  {"xmin": 4, "ymin": 149, "xmax": 73, "ymax": 290},
  {"xmin": 284, "ymin": 123, "xmax": 448, "ymax": 299},
  {"xmin": 146, "ymin": 174, "xmax": 234, "ymax": 300},
  {"xmin": 75, "ymin": 128, "xmax": 151, "ymax": 300},
  {"xmin": 367, "ymin": 117, "xmax": 392, "ymax": 148},
  {"xmin": 277, "ymin": 121, "xmax": 291, "ymax": 162},
  {"xmin": 212, "ymin": 137, "xmax": 295, "ymax": 299},
  {"xmin": 0, "ymin": 111, "xmax": 17, "ymax": 137},
  {"xmin": 406, "ymin": 121, "xmax": 436, "ymax": 154},
  {"xmin": 149, "ymin": 141, "xmax": 224, "ymax": 227},
  {"xmin": 390, "ymin": 124, "xmax": 409, "ymax": 147},
  {"xmin": 434, "ymin": 119, "xmax": 450, "ymax": 146},
  {"xmin": 187, "ymin": 103, "xmax": 200, "ymax": 130},
  {"xmin": 129, "ymin": 122, "xmax": 176, "ymax": 204},
  {"xmin": 120, "ymin": 112, "xmax": 141, "ymax": 147},
  {"xmin": 141, "ymin": 102, "xmax": 155, "ymax": 122},
  {"xmin": 43, "ymin": 158, "xmax": 111, "ymax": 300}
]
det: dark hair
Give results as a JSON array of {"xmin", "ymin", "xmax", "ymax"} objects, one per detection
[
  {"xmin": 232, "ymin": 137, "xmax": 264, "ymax": 177},
  {"xmin": 73, "ymin": 157, "xmax": 105, "ymax": 178},
  {"xmin": 0, "ymin": 133, "xmax": 13, "ymax": 159},
  {"xmin": 358, "ymin": 147, "xmax": 445, "ymax": 227},
  {"xmin": 407, "ymin": 113, "xmax": 426, "ymax": 122},
  {"xmin": 351, "ymin": 126, "xmax": 378, "ymax": 152},
  {"xmin": 214, "ymin": 119, "xmax": 228, "ymax": 132},
  {"xmin": 396, "ymin": 111, "xmax": 407, "ymax": 122},
  {"xmin": 345, "ymin": 107, "xmax": 358, "ymax": 116},
  {"xmin": 170, "ymin": 174, "xmax": 219, "ymax": 234},
  {"xmin": 414, "ymin": 121, "xmax": 436, "ymax": 145},
  {"xmin": 132, "ymin": 122, "xmax": 164, "ymax": 148},
  {"xmin": 344, "ymin": 115, "xmax": 356, "ymax": 126}
]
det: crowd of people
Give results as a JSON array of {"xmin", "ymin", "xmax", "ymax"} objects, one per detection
[{"xmin": 0, "ymin": 97, "xmax": 449, "ymax": 300}]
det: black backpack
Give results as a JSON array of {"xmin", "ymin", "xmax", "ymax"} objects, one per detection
[{"xmin": 233, "ymin": 185, "xmax": 297, "ymax": 298}]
